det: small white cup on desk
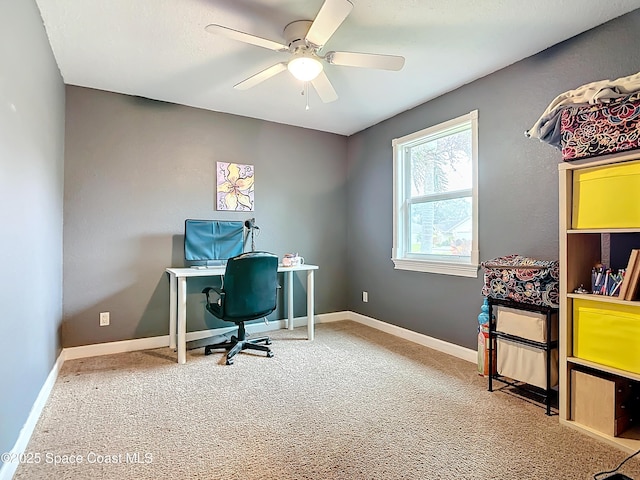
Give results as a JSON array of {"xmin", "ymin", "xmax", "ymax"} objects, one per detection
[{"xmin": 283, "ymin": 253, "xmax": 304, "ymax": 267}]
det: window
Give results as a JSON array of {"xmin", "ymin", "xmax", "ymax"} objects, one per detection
[{"xmin": 392, "ymin": 110, "xmax": 478, "ymax": 277}]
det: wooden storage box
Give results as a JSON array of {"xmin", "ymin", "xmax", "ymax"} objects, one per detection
[
  {"xmin": 573, "ymin": 298, "xmax": 640, "ymax": 374},
  {"xmin": 572, "ymin": 160, "xmax": 640, "ymax": 229},
  {"xmin": 571, "ymin": 370, "xmax": 633, "ymax": 436}
]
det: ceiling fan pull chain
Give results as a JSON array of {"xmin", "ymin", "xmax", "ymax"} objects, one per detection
[{"xmin": 305, "ymin": 82, "xmax": 310, "ymax": 111}]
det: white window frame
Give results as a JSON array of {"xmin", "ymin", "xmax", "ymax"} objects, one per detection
[{"xmin": 392, "ymin": 110, "xmax": 479, "ymax": 277}]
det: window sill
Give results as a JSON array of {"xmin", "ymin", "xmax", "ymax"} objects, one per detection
[{"xmin": 391, "ymin": 257, "xmax": 478, "ymax": 278}]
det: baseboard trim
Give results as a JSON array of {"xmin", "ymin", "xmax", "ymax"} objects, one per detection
[
  {"xmin": 63, "ymin": 335, "xmax": 171, "ymax": 361},
  {"xmin": 62, "ymin": 315, "xmax": 321, "ymax": 361},
  {"xmin": 0, "ymin": 351, "xmax": 64, "ymax": 480},
  {"xmin": 343, "ymin": 311, "xmax": 476, "ymax": 364},
  {"xmin": 314, "ymin": 311, "xmax": 349, "ymax": 323},
  {"xmin": 62, "ymin": 311, "xmax": 474, "ymax": 364}
]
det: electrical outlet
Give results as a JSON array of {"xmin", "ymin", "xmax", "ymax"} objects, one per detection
[
  {"xmin": 362, "ymin": 291, "xmax": 368, "ymax": 303},
  {"xmin": 99, "ymin": 312, "xmax": 110, "ymax": 326}
]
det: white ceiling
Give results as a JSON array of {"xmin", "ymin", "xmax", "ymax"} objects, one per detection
[{"xmin": 35, "ymin": 0, "xmax": 640, "ymax": 136}]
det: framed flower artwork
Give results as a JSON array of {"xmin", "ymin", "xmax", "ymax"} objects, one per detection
[{"xmin": 216, "ymin": 162, "xmax": 254, "ymax": 211}]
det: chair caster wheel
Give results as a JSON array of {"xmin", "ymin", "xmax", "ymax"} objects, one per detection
[
  {"xmin": 204, "ymin": 347, "xmax": 212, "ymax": 356},
  {"xmin": 265, "ymin": 339, "xmax": 272, "ymax": 345},
  {"xmin": 266, "ymin": 351, "xmax": 274, "ymax": 358}
]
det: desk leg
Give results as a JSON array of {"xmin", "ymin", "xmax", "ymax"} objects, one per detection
[
  {"xmin": 286, "ymin": 270, "xmax": 294, "ymax": 330},
  {"xmin": 169, "ymin": 274, "xmax": 177, "ymax": 350},
  {"xmin": 307, "ymin": 270, "xmax": 314, "ymax": 341},
  {"xmin": 177, "ymin": 277, "xmax": 187, "ymax": 364}
]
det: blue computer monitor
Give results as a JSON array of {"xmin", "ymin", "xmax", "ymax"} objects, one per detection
[{"xmin": 184, "ymin": 219, "xmax": 244, "ymax": 266}]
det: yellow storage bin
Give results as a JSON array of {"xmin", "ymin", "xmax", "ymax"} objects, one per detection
[
  {"xmin": 573, "ymin": 298, "xmax": 640, "ymax": 374},
  {"xmin": 572, "ymin": 160, "xmax": 640, "ymax": 229}
]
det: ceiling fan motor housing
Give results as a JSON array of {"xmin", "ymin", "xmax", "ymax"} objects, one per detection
[{"xmin": 283, "ymin": 20, "xmax": 314, "ymax": 52}]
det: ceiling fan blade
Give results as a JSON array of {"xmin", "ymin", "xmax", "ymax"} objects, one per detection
[
  {"xmin": 305, "ymin": 0, "xmax": 353, "ymax": 48},
  {"xmin": 234, "ymin": 63, "xmax": 288, "ymax": 90},
  {"xmin": 205, "ymin": 24, "xmax": 288, "ymax": 52},
  {"xmin": 326, "ymin": 51, "xmax": 405, "ymax": 71},
  {"xmin": 311, "ymin": 71, "xmax": 338, "ymax": 103}
]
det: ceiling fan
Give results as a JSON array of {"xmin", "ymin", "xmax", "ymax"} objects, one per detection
[{"xmin": 205, "ymin": 0, "xmax": 405, "ymax": 106}]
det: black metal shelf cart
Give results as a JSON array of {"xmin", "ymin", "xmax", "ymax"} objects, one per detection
[{"xmin": 487, "ymin": 297, "xmax": 559, "ymax": 416}]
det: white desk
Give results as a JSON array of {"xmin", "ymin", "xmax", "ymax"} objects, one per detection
[{"xmin": 166, "ymin": 264, "xmax": 318, "ymax": 364}]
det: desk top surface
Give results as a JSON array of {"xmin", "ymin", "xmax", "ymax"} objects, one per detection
[{"xmin": 166, "ymin": 264, "xmax": 318, "ymax": 277}]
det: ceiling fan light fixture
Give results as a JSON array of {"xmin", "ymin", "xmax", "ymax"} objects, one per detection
[{"xmin": 287, "ymin": 56, "xmax": 323, "ymax": 82}]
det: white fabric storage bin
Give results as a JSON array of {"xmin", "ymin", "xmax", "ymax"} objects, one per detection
[
  {"xmin": 496, "ymin": 306, "xmax": 558, "ymax": 342},
  {"xmin": 496, "ymin": 338, "xmax": 559, "ymax": 389}
]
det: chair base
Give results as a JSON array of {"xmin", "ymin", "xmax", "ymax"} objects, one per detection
[{"xmin": 204, "ymin": 335, "xmax": 273, "ymax": 365}]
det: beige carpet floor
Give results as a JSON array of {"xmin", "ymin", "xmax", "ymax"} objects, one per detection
[{"xmin": 14, "ymin": 320, "xmax": 640, "ymax": 479}]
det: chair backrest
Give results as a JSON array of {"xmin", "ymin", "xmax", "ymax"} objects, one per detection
[{"xmin": 221, "ymin": 251, "xmax": 279, "ymax": 321}]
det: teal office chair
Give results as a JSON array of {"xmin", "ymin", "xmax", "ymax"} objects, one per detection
[{"xmin": 201, "ymin": 251, "xmax": 278, "ymax": 365}]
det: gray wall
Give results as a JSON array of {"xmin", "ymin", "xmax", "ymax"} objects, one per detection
[
  {"xmin": 346, "ymin": 10, "xmax": 640, "ymax": 349},
  {"xmin": 0, "ymin": 0, "xmax": 65, "ymax": 460},
  {"xmin": 63, "ymin": 87, "xmax": 348, "ymax": 347}
]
